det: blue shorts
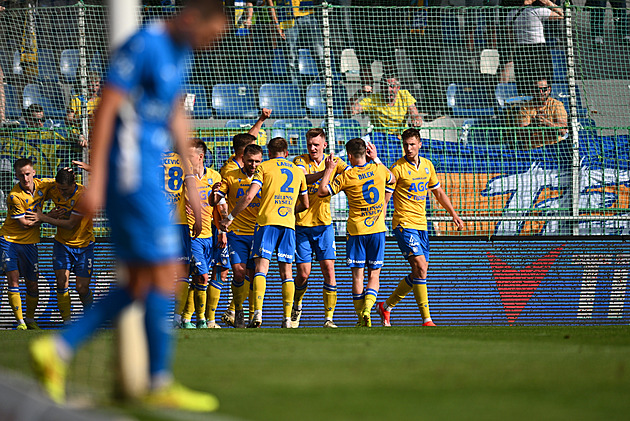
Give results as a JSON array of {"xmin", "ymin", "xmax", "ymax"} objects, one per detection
[
  {"xmin": 393, "ymin": 226, "xmax": 430, "ymax": 261},
  {"xmin": 346, "ymin": 232, "xmax": 385, "ymax": 269},
  {"xmin": 227, "ymin": 231, "xmax": 255, "ymax": 270},
  {"xmin": 251, "ymin": 225, "xmax": 296, "ymax": 263},
  {"xmin": 0, "ymin": 237, "xmax": 38, "ymax": 281},
  {"xmin": 212, "ymin": 226, "xmax": 231, "ymax": 270},
  {"xmin": 52, "ymin": 240, "xmax": 95, "ymax": 278},
  {"xmin": 295, "ymin": 224, "xmax": 336, "ymax": 264},
  {"xmin": 106, "ymin": 183, "xmax": 181, "ymax": 264},
  {"xmin": 177, "ymin": 224, "xmax": 192, "ymax": 265},
  {"xmin": 191, "ymin": 237, "xmax": 214, "ymax": 276}
]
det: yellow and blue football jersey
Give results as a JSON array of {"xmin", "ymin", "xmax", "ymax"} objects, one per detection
[
  {"xmin": 45, "ymin": 183, "xmax": 95, "ymax": 248},
  {"xmin": 186, "ymin": 167, "xmax": 221, "ymax": 239},
  {"xmin": 328, "ymin": 162, "xmax": 393, "ymax": 236},
  {"xmin": 0, "ymin": 178, "xmax": 56, "ymax": 244},
  {"xmin": 218, "ymin": 168, "xmax": 261, "ymax": 236},
  {"xmin": 220, "ymin": 154, "xmax": 241, "ymax": 178},
  {"xmin": 293, "ymin": 153, "xmax": 347, "ymax": 227},
  {"xmin": 163, "ymin": 151, "xmax": 190, "ymax": 225},
  {"xmin": 252, "ymin": 157, "xmax": 307, "ymax": 229},
  {"xmin": 390, "ymin": 156, "xmax": 440, "ymax": 231}
]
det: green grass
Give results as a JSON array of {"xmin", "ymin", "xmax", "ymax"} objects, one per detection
[{"xmin": 1, "ymin": 326, "xmax": 630, "ymax": 420}]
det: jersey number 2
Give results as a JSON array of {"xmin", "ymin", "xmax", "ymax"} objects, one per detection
[{"xmin": 280, "ymin": 168, "xmax": 294, "ymax": 193}]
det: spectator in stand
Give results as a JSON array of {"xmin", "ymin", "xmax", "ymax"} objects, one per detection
[
  {"xmin": 23, "ymin": 104, "xmax": 46, "ymax": 129},
  {"xmin": 586, "ymin": 0, "xmax": 630, "ymax": 45},
  {"xmin": 69, "ymin": 71, "xmax": 101, "ymax": 125},
  {"xmin": 515, "ymin": 78, "xmax": 567, "ymax": 149},
  {"xmin": 350, "ymin": 76, "xmax": 423, "ymax": 137},
  {"xmin": 507, "ymin": 0, "xmax": 563, "ymax": 96}
]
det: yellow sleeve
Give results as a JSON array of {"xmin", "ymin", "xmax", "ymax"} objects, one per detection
[
  {"xmin": 293, "ymin": 155, "xmax": 307, "ymax": 170},
  {"xmin": 7, "ymin": 193, "xmax": 25, "ymax": 218},
  {"xmin": 389, "ymin": 164, "xmax": 399, "ymax": 190},
  {"xmin": 359, "ymin": 96, "xmax": 373, "ymax": 112},
  {"xmin": 329, "ymin": 170, "xmax": 346, "ymax": 196},
  {"xmin": 517, "ymin": 106, "xmax": 531, "ymax": 126},
  {"xmin": 70, "ymin": 96, "xmax": 81, "ymax": 114},
  {"xmin": 427, "ymin": 160, "xmax": 440, "ymax": 190},
  {"xmin": 400, "ymin": 90, "xmax": 416, "ymax": 108},
  {"xmin": 335, "ymin": 158, "xmax": 348, "ymax": 174},
  {"xmin": 299, "ymin": 170, "xmax": 308, "ymax": 195},
  {"xmin": 252, "ymin": 165, "xmax": 264, "ymax": 188}
]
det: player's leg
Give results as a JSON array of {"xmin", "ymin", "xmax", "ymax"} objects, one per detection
[
  {"xmin": 351, "ymin": 267, "xmax": 365, "ymax": 326},
  {"xmin": 248, "ymin": 225, "xmax": 277, "ymax": 327},
  {"xmin": 314, "ymin": 225, "xmax": 337, "ymax": 327},
  {"xmin": 250, "ymin": 257, "xmax": 270, "ymax": 327},
  {"xmin": 206, "ymin": 267, "xmax": 225, "ymax": 328},
  {"xmin": 21, "ymin": 243, "xmax": 40, "ymax": 329},
  {"xmin": 190, "ymin": 237, "xmax": 210, "ymax": 328},
  {"xmin": 74, "ymin": 242, "xmax": 95, "ymax": 311},
  {"xmin": 52, "ymin": 240, "xmax": 72, "ymax": 323},
  {"xmin": 6, "ymin": 270, "xmax": 25, "ymax": 329},
  {"xmin": 292, "ymin": 226, "xmax": 312, "ymax": 327},
  {"xmin": 277, "ymin": 226, "xmax": 296, "ymax": 328},
  {"xmin": 408, "ymin": 231, "xmax": 433, "ymax": 326},
  {"xmin": 173, "ymin": 225, "xmax": 192, "ymax": 327},
  {"xmin": 347, "ymin": 234, "xmax": 366, "ymax": 325},
  {"xmin": 361, "ymin": 232, "xmax": 386, "ymax": 327}
]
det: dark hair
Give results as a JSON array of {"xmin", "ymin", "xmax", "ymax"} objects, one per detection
[
  {"xmin": 243, "ymin": 143, "xmax": 263, "ymax": 157},
  {"xmin": 27, "ymin": 104, "xmax": 44, "ymax": 116},
  {"xmin": 402, "ymin": 128, "xmax": 421, "ymax": 142},
  {"xmin": 191, "ymin": 137, "xmax": 207, "ymax": 157},
  {"xmin": 268, "ymin": 137, "xmax": 288, "ymax": 156},
  {"xmin": 306, "ymin": 128, "xmax": 326, "ymax": 141},
  {"xmin": 14, "ymin": 158, "xmax": 34, "ymax": 172},
  {"xmin": 55, "ymin": 168, "xmax": 76, "ymax": 186},
  {"xmin": 345, "ymin": 138, "xmax": 366, "ymax": 158},
  {"xmin": 232, "ymin": 133, "xmax": 256, "ymax": 154},
  {"xmin": 183, "ymin": 0, "xmax": 225, "ymax": 18}
]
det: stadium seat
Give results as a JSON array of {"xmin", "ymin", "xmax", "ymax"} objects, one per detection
[
  {"xmin": 4, "ymin": 85, "xmax": 22, "ymax": 119},
  {"xmin": 550, "ymin": 83, "xmax": 588, "ymax": 117},
  {"xmin": 183, "ymin": 84, "xmax": 212, "ymax": 119},
  {"xmin": 298, "ymin": 49, "xmax": 318, "ymax": 77},
  {"xmin": 480, "ymin": 49, "xmax": 499, "ymax": 75},
  {"xmin": 59, "ymin": 49, "xmax": 80, "ymax": 83},
  {"xmin": 495, "ymin": 83, "xmax": 531, "ymax": 108},
  {"xmin": 550, "ymin": 48, "xmax": 567, "ymax": 82},
  {"xmin": 22, "ymin": 83, "xmax": 65, "ymax": 119},
  {"xmin": 340, "ymin": 48, "xmax": 360, "ymax": 80},
  {"xmin": 446, "ymin": 83, "xmax": 495, "ymax": 118},
  {"xmin": 320, "ymin": 118, "xmax": 362, "ymax": 149},
  {"xmin": 37, "ymin": 49, "xmax": 59, "ymax": 83},
  {"xmin": 442, "ymin": 12, "xmax": 462, "ymax": 44},
  {"xmin": 211, "ymin": 84, "xmax": 258, "ymax": 119},
  {"xmin": 271, "ymin": 48, "xmax": 288, "ymax": 77},
  {"xmin": 305, "ymin": 83, "xmax": 348, "ymax": 117},
  {"xmin": 271, "ymin": 119, "xmax": 313, "ymax": 155},
  {"xmin": 259, "ymin": 84, "xmax": 306, "ymax": 118}
]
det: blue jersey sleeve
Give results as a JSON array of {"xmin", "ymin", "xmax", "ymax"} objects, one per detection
[{"xmin": 106, "ymin": 32, "xmax": 147, "ymax": 94}]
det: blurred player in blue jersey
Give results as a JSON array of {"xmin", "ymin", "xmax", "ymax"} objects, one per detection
[
  {"xmin": 30, "ymin": 0, "xmax": 226, "ymax": 412},
  {"xmin": 318, "ymin": 138, "xmax": 396, "ymax": 327},
  {"xmin": 377, "ymin": 128, "xmax": 463, "ymax": 327}
]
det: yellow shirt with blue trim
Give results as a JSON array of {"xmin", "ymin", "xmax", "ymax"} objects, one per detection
[
  {"xmin": 186, "ymin": 167, "xmax": 221, "ymax": 239},
  {"xmin": 218, "ymin": 168, "xmax": 261, "ymax": 236},
  {"xmin": 359, "ymin": 89, "xmax": 416, "ymax": 134},
  {"xmin": 163, "ymin": 151, "xmax": 189, "ymax": 224},
  {"xmin": 293, "ymin": 153, "xmax": 347, "ymax": 227},
  {"xmin": 0, "ymin": 178, "xmax": 56, "ymax": 244},
  {"xmin": 252, "ymin": 157, "xmax": 307, "ymax": 229},
  {"xmin": 328, "ymin": 162, "xmax": 393, "ymax": 236},
  {"xmin": 70, "ymin": 95, "xmax": 101, "ymax": 117},
  {"xmin": 220, "ymin": 155, "xmax": 241, "ymax": 178},
  {"xmin": 390, "ymin": 156, "xmax": 440, "ymax": 231},
  {"xmin": 45, "ymin": 183, "xmax": 95, "ymax": 248}
]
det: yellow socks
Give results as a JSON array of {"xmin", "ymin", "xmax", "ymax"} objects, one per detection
[
  {"xmin": 182, "ymin": 286, "xmax": 195, "ymax": 321},
  {"xmin": 174, "ymin": 280, "xmax": 190, "ymax": 316},
  {"xmin": 253, "ymin": 272, "xmax": 267, "ymax": 312},
  {"xmin": 281, "ymin": 279, "xmax": 295, "ymax": 319},
  {"xmin": 194, "ymin": 284, "xmax": 208, "ymax": 321},
  {"xmin": 363, "ymin": 288, "xmax": 377, "ymax": 313},
  {"xmin": 293, "ymin": 282, "xmax": 308, "ymax": 309},
  {"xmin": 323, "ymin": 283, "xmax": 337, "ymax": 321},
  {"xmin": 385, "ymin": 275, "xmax": 413, "ymax": 310},
  {"xmin": 8, "ymin": 287, "xmax": 23, "ymax": 322},
  {"xmin": 205, "ymin": 284, "xmax": 221, "ymax": 323},
  {"xmin": 352, "ymin": 291, "xmax": 365, "ymax": 319},
  {"xmin": 57, "ymin": 288, "xmax": 71, "ymax": 322},
  {"xmin": 412, "ymin": 278, "xmax": 432, "ymax": 322},
  {"xmin": 25, "ymin": 291, "xmax": 39, "ymax": 320}
]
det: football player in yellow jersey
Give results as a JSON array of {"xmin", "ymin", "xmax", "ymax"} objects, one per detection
[
  {"xmin": 25, "ymin": 168, "xmax": 95, "ymax": 325},
  {"xmin": 376, "ymin": 128, "xmax": 463, "ymax": 327},
  {"xmin": 318, "ymin": 138, "xmax": 396, "ymax": 327},
  {"xmin": 0, "ymin": 158, "xmax": 55, "ymax": 329},
  {"xmin": 163, "ymin": 150, "xmax": 197, "ymax": 328},
  {"xmin": 220, "ymin": 137, "xmax": 308, "ymax": 328},
  {"xmin": 185, "ymin": 138, "xmax": 224, "ymax": 329},
  {"xmin": 218, "ymin": 108, "xmax": 270, "ymax": 327},
  {"xmin": 291, "ymin": 128, "xmax": 347, "ymax": 328},
  {"xmin": 212, "ymin": 144, "xmax": 263, "ymax": 328}
]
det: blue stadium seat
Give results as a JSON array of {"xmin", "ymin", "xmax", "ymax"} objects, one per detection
[
  {"xmin": 446, "ymin": 83, "xmax": 495, "ymax": 118},
  {"xmin": 550, "ymin": 48, "xmax": 567, "ymax": 82},
  {"xmin": 271, "ymin": 48, "xmax": 288, "ymax": 77},
  {"xmin": 298, "ymin": 49, "xmax": 318, "ymax": 77},
  {"xmin": 495, "ymin": 83, "xmax": 531, "ymax": 108},
  {"xmin": 320, "ymin": 118, "xmax": 362, "ymax": 148},
  {"xmin": 211, "ymin": 84, "xmax": 258, "ymax": 119},
  {"xmin": 306, "ymin": 83, "xmax": 347, "ymax": 117},
  {"xmin": 4, "ymin": 85, "xmax": 22, "ymax": 119},
  {"xmin": 22, "ymin": 83, "xmax": 65, "ymax": 119},
  {"xmin": 183, "ymin": 84, "xmax": 212, "ymax": 119},
  {"xmin": 37, "ymin": 49, "xmax": 59, "ymax": 83},
  {"xmin": 59, "ymin": 49, "xmax": 80, "ymax": 83},
  {"xmin": 550, "ymin": 83, "xmax": 588, "ymax": 117},
  {"xmin": 271, "ymin": 119, "xmax": 313, "ymax": 155},
  {"xmin": 259, "ymin": 84, "xmax": 306, "ymax": 118}
]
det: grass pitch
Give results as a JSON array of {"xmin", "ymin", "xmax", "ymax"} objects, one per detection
[{"xmin": 1, "ymin": 326, "xmax": 629, "ymax": 421}]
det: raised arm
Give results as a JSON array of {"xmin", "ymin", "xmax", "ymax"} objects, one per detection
[{"xmin": 248, "ymin": 108, "xmax": 272, "ymax": 139}]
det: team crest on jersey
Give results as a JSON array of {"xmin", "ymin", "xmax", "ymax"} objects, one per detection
[
  {"xmin": 71, "ymin": 200, "xmax": 75, "ymax": 207},
  {"xmin": 425, "ymin": 168, "xmax": 430, "ymax": 174},
  {"xmin": 37, "ymin": 190, "xmax": 43, "ymax": 196}
]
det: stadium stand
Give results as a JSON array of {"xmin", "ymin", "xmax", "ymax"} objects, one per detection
[
  {"xmin": 59, "ymin": 49, "xmax": 79, "ymax": 84},
  {"xmin": 259, "ymin": 84, "xmax": 306, "ymax": 118},
  {"xmin": 305, "ymin": 83, "xmax": 347, "ymax": 117},
  {"xmin": 211, "ymin": 84, "xmax": 258, "ymax": 119}
]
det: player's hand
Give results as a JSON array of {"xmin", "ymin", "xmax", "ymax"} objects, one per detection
[
  {"xmin": 217, "ymin": 232, "xmax": 227, "ymax": 248},
  {"xmin": 366, "ymin": 141, "xmax": 378, "ymax": 161},
  {"xmin": 453, "ymin": 214, "xmax": 465, "ymax": 231},
  {"xmin": 72, "ymin": 160, "xmax": 91, "ymax": 172},
  {"xmin": 362, "ymin": 85, "xmax": 373, "ymax": 94},
  {"xmin": 212, "ymin": 181, "xmax": 222, "ymax": 193},
  {"xmin": 260, "ymin": 108, "xmax": 272, "ymax": 121},
  {"xmin": 25, "ymin": 210, "xmax": 39, "ymax": 223},
  {"xmin": 48, "ymin": 207, "xmax": 64, "ymax": 218},
  {"xmin": 191, "ymin": 219, "xmax": 202, "ymax": 239},
  {"xmin": 219, "ymin": 218, "xmax": 232, "ymax": 232},
  {"xmin": 324, "ymin": 153, "xmax": 336, "ymax": 172}
]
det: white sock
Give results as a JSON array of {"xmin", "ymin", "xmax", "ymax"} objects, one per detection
[
  {"xmin": 423, "ymin": 318, "xmax": 432, "ymax": 324},
  {"xmin": 173, "ymin": 314, "xmax": 182, "ymax": 324},
  {"xmin": 384, "ymin": 304, "xmax": 393, "ymax": 312}
]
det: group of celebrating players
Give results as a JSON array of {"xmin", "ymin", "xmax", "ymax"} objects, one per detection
[{"xmin": 165, "ymin": 107, "xmax": 465, "ymax": 330}]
